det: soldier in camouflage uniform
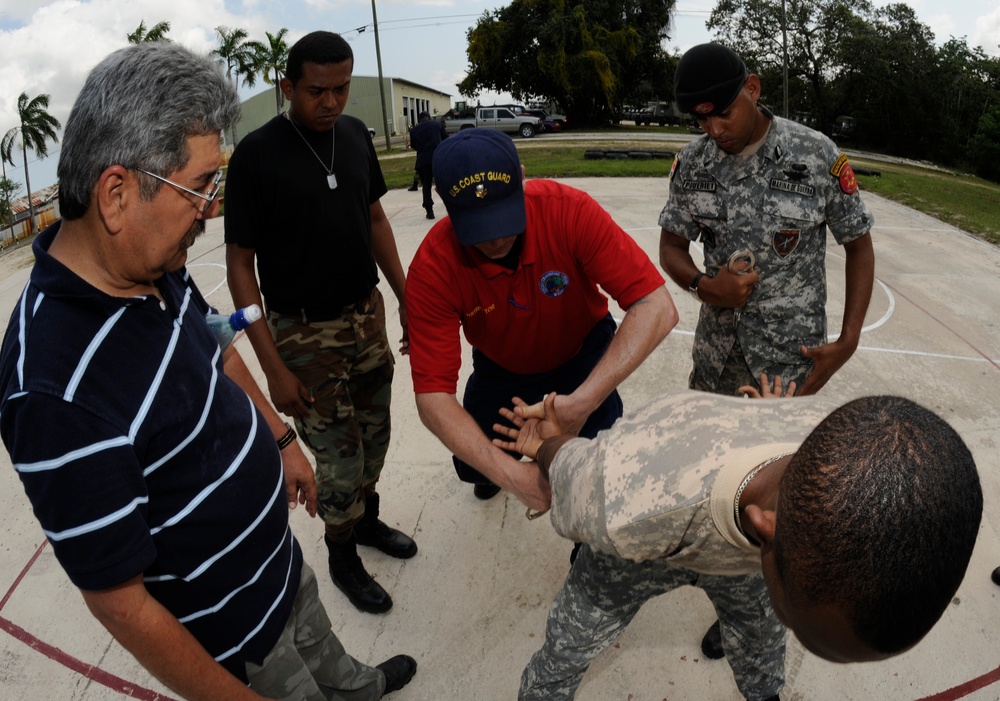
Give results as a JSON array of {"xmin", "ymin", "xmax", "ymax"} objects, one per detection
[
  {"xmin": 658, "ymin": 43, "xmax": 875, "ymax": 397},
  {"xmin": 225, "ymin": 32, "xmax": 415, "ymax": 615},
  {"xmin": 658, "ymin": 42, "xmax": 876, "ymax": 658},
  {"xmin": 495, "ymin": 390, "xmax": 981, "ymax": 700}
]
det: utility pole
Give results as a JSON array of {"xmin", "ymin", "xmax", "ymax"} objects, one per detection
[
  {"xmin": 371, "ymin": 0, "xmax": 392, "ymax": 151},
  {"xmin": 781, "ymin": 0, "xmax": 789, "ymax": 118}
]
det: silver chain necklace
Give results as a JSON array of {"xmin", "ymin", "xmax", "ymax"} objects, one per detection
[
  {"xmin": 286, "ymin": 113, "xmax": 337, "ymax": 189},
  {"xmin": 733, "ymin": 452, "xmax": 792, "ymax": 541}
]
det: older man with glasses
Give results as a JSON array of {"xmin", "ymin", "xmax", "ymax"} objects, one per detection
[{"xmin": 0, "ymin": 42, "xmax": 416, "ymax": 701}]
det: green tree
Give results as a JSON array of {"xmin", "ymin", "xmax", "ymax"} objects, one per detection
[
  {"xmin": 212, "ymin": 26, "xmax": 265, "ymax": 143},
  {"xmin": 707, "ymin": 0, "xmax": 874, "ymax": 131},
  {"xmin": 458, "ymin": 0, "xmax": 676, "ymax": 126},
  {"xmin": 0, "ymin": 176, "xmax": 20, "ymax": 244},
  {"xmin": 969, "ymin": 103, "xmax": 1000, "ymax": 181},
  {"xmin": 255, "ymin": 29, "xmax": 290, "ymax": 115},
  {"xmin": 127, "ymin": 19, "xmax": 171, "ymax": 44},
  {"xmin": 0, "ymin": 93, "xmax": 61, "ymax": 237}
]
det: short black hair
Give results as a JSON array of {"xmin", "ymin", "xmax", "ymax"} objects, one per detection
[
  {"xmin": 774, "ymin": 396, "xmax": 982, "ymax": 654},
  {"xmin": 286, "ymin": 31, "xmax": 353, "ymax": 85}
]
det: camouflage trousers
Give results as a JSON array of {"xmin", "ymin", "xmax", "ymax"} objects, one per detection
[
  {"xmin": 270, "ymin": 288, "xmax": 394, "ymax": 531},
  {"xmin": 246, "ymin": 563, "xmax": 385, "ymax": 700},
  {"xmin": 691, "ymin": 335, "xmax": 812, "ymax": 395},
  {"xmin": 519, "ymin": 545, "xmax": 785, "ymax": 701}
]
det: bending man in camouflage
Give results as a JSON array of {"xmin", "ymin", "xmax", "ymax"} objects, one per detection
[{"xmin": 495, "ymin": 388, "xmax": 982, "ymax": 700}]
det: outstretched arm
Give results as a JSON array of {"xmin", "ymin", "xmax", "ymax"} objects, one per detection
[
  {"xmin": 415, "ymin": 391, "xmax": 551, "ymax": 512},
  {"xmin": 543, "ymin": 286, "xmax": 677, "ymax": 434}
]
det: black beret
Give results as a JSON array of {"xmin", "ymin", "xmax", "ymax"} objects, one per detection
[{"xmin": 675, "ymin": 43, "xmax": 748, "ymax": 116}]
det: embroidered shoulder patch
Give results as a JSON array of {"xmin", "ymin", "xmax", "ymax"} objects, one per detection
[
  {"xmin": 669, "ymin": 156, "xmax": 680, "ymax": 181},
  {"xmin": 829, "ymin": 153, "xmax": 859, "ymax": 195},
  {"xmin": 829, "ymin": 153, "xmax": 850, "ymax": 178}
]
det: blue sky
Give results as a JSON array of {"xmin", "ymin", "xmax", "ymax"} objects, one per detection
[{"xmin": 0, "ymin": 0, "xmax": 994, "ymax": 194}]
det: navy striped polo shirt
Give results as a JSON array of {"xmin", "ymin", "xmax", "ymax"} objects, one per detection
[{"xmin": 0, "ymin": 224, "xmax": 301, "ymax": 680}]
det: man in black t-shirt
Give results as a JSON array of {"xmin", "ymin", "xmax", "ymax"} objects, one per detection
[{"xmin": 225, "ymin": 31, "xmax": 414, "ymax": 615}]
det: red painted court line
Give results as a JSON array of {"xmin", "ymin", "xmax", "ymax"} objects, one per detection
[
  {"xmin": 0, "ymin": 616, "xmax": 177, "ymax": 700},
  {"xmin": 914, "ymin": 664, "xmax": 1000, "ymax": 700},
  {"xmin": 0, "ymin": 539, "xmax": 46, "ymax": 611},
  {"xmin": 0, "ymin": 540, "xmax": 179, "ymax": 700}
]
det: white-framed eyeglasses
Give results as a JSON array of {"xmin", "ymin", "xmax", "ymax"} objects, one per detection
[{"xmin": 137, "ymin": 168, "xmax": 223, "ymax": 215}]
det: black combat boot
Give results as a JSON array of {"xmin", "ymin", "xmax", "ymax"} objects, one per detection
[
  {"xmin": 376, "ymin": 654, "xmax": 418, "ymax": 697},
  {"xmin": 701, "ymin": 620, "xmax": 725, "ymax": 660},
  {"xmin": 325, "ymin": 535, "xmax": 393, "ymax": 614},
  {"xmin": 354, "ymin": 492, "xmax": 418, "ymax": 559}
]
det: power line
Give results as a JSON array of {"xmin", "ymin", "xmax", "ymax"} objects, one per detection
[{"xmin": 342, "ymin": 13, "xmax": 483, "ymax": 36}]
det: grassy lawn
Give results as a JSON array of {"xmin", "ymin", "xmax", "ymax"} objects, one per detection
[
  {"xmin": 377, "ymin": 136, "xmax": 1000, "ymax": 246},
  {"xmin": 850, "ymin": 163, "xmax": 1000, "ymax": 245}
]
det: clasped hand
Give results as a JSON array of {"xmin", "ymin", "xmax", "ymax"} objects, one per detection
[
  {"xmin": 491, "ymin": 393, "xmax": 564, "ymax": 460},
  {"xmin": 701, "ymin": 266, "xmax": 760, "ymax": 308}
]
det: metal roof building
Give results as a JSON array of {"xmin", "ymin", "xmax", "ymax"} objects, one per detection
[{"xmin": 226, "ymin": 75, "xmax": 452, "ymax": 145}]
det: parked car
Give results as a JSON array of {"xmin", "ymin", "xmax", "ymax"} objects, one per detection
[
  {"xmin": 524, "ymin": 109, "xmax": 567, "ymax": 130},
  {"xmin": 632, "ymin": 103, "xmax": 681, "ymax": 127},
  {"xmin": 442, "ymin": 106, "xmax": 542, "ymax": 138}
]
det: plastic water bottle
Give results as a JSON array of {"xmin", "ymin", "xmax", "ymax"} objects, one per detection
[{"xmin": 205, "ymin": 304, "xmax": 262, "ymax": 350}]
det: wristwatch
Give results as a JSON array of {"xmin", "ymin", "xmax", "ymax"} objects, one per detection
[{"xmin": 688, "ymin": 272, "xmax": 705, "ymax": 294}]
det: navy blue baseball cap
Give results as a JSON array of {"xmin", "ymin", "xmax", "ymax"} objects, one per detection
[{"xmin": 432, "ymin": 128, "xmax": 526, "ymax": 246}]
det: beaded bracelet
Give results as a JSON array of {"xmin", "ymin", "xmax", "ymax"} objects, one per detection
[{"xmin": 277, "ymin": 422, "xmax": 297, "ymax": 450}]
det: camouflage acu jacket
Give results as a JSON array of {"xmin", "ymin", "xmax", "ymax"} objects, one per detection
[
  {"xmin": 658, "ymin": 114, "xmax": 873, "ymax": 384},
  {"xmin": 548, "ymin": 390, "xmax": 837, "ymax": 576}
]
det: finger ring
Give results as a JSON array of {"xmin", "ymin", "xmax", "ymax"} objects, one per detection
[
  {"xmin": 525, "ymin": 507, "xmax": 550, "ymax": 520},
  {"xmin": 727, "ymin": 250, "xmax": 756, "ymax": 274}
]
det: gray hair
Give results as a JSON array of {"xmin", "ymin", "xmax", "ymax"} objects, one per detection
[{"xmin": 58, "ymin": 42, "xmax": 240, "ymax": 220}]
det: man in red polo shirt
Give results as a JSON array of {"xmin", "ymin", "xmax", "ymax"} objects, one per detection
[{"xmin": 406, "ymin": 128, "xmax": 678, "ymax": 512}]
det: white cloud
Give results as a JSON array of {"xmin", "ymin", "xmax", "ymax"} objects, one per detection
[{"xmin": 972, "ymin": 7, "xmax": 1000, "ymax": 55}]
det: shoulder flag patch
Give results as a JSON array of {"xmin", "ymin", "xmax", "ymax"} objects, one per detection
[{"xmin": 829, "ymin": 153, "xmax": 859, "ymax": 195}]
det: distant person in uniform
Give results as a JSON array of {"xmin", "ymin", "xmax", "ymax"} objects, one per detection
[{"xmin": 408, "ymin": 111, "xmax": 448, "ymax": 219}]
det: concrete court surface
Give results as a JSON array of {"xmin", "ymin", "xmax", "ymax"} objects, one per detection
[{"xmin": 0, "ymin": 176, "xmax": 998, "ymax": 701}]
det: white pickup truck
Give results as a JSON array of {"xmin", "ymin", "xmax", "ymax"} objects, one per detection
[{"xmin": 442, "ymin": 106, "xmax": 542, "ymax": 138}]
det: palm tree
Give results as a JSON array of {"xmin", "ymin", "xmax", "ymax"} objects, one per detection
[
  {"xmin": 0, "ymin": 176, "xmax": 20, "ymax": 244},
  {"xmin": 211, "ymin": 26, "xmax": 264, "ymax": 143},
  {"xmin": 0, "ymin": 93, "xmax": 61, "ymax": 237},
  {"xmin": 254, "ymin": 29, "xmax": 290, "ymax": 115},
  {"xmin": 127, "ymin": 20, "xmax": 171, "ymax": 44}
]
